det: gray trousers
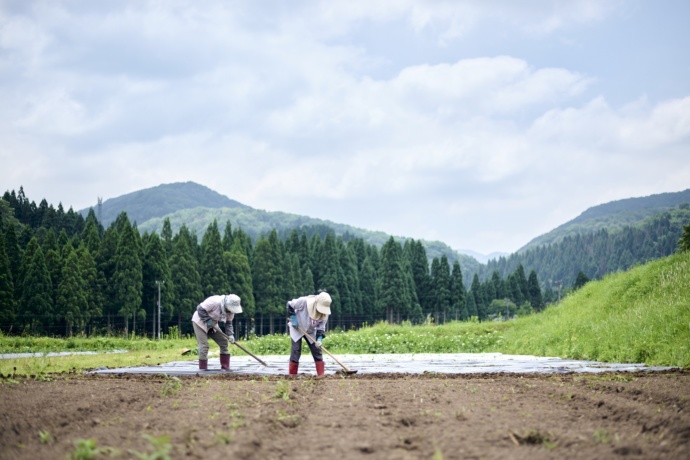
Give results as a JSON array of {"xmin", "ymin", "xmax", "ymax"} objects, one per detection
[
  {"xmin": 193, "ymin": 322, "xmax": 229, "ymax": 360},
  {"xmin": 290, "ymin": 336, "xmax": 323, "ymax": 363}
]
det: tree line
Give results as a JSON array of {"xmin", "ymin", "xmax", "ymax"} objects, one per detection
[
  {"xmin": 480, "ymin": 207, "xmax": 690, "ymax": 290},
  {"xmin": 0, "ymin": 187, "xmax": 548, "ymax": 337}
]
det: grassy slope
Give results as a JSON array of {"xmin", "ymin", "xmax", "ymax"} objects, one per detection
[
  {"xmin": 1, "ymin": 252, "xmax": 688, "ymax": 376},
  {"xmin": 496, "ymin": 250, "xmax": 690, "ymax": 366}
]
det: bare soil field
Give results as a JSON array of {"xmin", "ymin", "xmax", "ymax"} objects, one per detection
[{"xmin": 1, "ymin": 370, "xmax": 688, "ymax": 459}]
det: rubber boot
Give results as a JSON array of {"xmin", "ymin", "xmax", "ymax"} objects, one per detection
[
  {"xmin": 315, "ymin": 360, "xmax": 325, "ymax": 376},
  {"xmin": 220, "ymin": 354, "xmax": 230, "ymax": 370},
  {"xmin": 288, "ymin": 361, "xmax": 299, "ymax": 375},
  {"xmin": 199, "ymin": 359, "xmax": 208, "ymax": 370}
]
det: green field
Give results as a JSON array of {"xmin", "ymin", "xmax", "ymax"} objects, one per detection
[{"xmin": 2, "ymin": 251, "xmax": 688, "ymax": 377}]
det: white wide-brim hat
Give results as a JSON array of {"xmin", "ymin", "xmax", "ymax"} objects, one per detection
[{"xmin": 223, "ymin": 294, "xmax": 242, "ymax": 314}]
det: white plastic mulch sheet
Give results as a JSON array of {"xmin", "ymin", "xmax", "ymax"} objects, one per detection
[{"xmin": 89, "ymin": 353, "xmax": 673, "ymax": 376}]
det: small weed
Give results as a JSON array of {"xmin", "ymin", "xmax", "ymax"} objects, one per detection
[
  {"xmin": 68, "ymin": 439, "xmax": 118, "ymax": 460},
  {"xmin": 587, "ymin": 374, "xmax": 636, "ymax": 383},
  {"xmin": 38, "ymin": 430, "xmax": 52, "ymax": 445},
  {"xmin": 593, "ymin": 429, "xmax": 610, "ymax": 444},
  {"xmin": 509, "ymin": 430, "xmax": 558, "ymax": 449},
  {"xmin": 274, "ymin": 380, "xmax": 291, "ymax": 401},
  {"xmin": 276, "ymin": 410, "xmax": 302, "ymax": 428},
  {"xmin": 129, "ymin": 434, "xmax": 173, "ymax": 460},
  {"xmin": 160, "ymin": 376, "xmax": 182, "ymax": 397},
  {"xmin": 432, "ymin": 447, "xmax": 444, "ymax": 460},
  {"xmin": 215, "ymin": 432, "xmax": 233, "ymax": 445}
]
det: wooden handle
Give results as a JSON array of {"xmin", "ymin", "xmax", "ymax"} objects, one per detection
[{"xmin": 297, "ymin": 326, "xmax": 353, "ymax": 373}]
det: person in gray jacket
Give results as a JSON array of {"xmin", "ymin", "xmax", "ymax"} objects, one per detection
[
  {"xmin": 191, "ymin": 294, "xmax": 242, "ymax": 370},
  {"xmin": 286, "ymin": 291, "xmax": 332, "ymax": 376}
]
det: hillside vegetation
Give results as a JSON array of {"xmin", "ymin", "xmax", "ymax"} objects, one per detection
[
  {"xmin": 496, "ymin": 250, "xmax": 690, "ymax": 367},
  {"xmin": 520, "ymin": 188, "xmax": 690, "ymax": 251}
]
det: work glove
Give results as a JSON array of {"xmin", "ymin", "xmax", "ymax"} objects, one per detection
[
  {"xmin": 205, "ymin": 318, "xmax": 213, "ymax": 328},
  {"xmin": 290, "ymin": 315, "xmax": 298, "ymax": 327},
  {"xmin": 316, "ymin": 336, "xmax": 323, "ymax": 348},
  {"xmin": 227, "ymin": 334, "xmax": 235, "ymax": 344}
]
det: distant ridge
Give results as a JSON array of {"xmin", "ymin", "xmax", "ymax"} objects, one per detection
[
  {"xmin": 519, "ymin": 188, "xmax": 690, "ymax": 252},
  {"xmin": 78, "ymin": 182, "xmax": 249, "ymax": 227},
  {"xmin": 77, "ymin": 181, "xmax": 483, "ymax": 275}
]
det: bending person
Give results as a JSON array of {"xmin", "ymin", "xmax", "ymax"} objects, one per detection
[
  {"xmin": 191, "ymin": 294, "xmax": 242, "ymax": 370},
  {"xmin": 286, "ymin": 291, "xmax": 332, "ymax": 376}
]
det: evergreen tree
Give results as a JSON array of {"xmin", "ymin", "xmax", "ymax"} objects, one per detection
[
  {"xmin": 408, "ymin": 240, "xmax": 432, "ymax": 317},
  {"xmin": 97, "ymin": 226, "xmax": 119, "ymax": 330},
  {"xmin": 170, "ymin": 231, "xmax": 203, "ymax": 332},
  {"xmin": 19, "ymin": 239, "xmax": 53, "ymax": 333},
  {"xmin": 316, "ymin": 233, "xmax": 340, "ymax": 303},
  {"xmin": 56, "ymin": 246, "xmax": 88, "ymax": 335},
  {"xmin": 81, "ymin": 214, "xmax": 101, "ymax": 255},
  {"xmin": 112, "ymin": 219, "xmax": 143, "ymax": 334},
  {"xmin": 339, "ymin": 242, "xmax": 362, "ymax": 324},
  {"xmin": 527, "ymin": 270, "xmax": 544, "ymax": 311},
  {"xmin": 44, "ymin": 247, "xmax": 62, "ymax": 308},
  {"xmin": 678, "ymin": 222, "xmax": 690, "ymax": 252},
  {"xmin": 378, "ymin": 237, "xmax": 409, "ymax": 323},
  {"xmin": 77, "ymin": 244, "xmax": 103, "ymax": 334},
  {"xmin": 573, "ymin": 271, "xmax": 590, "ymax": 290},
  {"xmin": 0, "ymin": 233, "xmax": 16, "ymax": 328},
  {"xmin": 471, "ymin": 274, "xmax": 487, "ymax": 321},
  {"xmin": 225, "ymin": 240, "xmax": 255, "ymax": 317},
  {"xmin": 142, "ymin": 233, "xmax": 173, "ymax": 336},
  {"xmin": 491, "ymin": 270, "xmax": 505, "ymax": 300},
  {"xmin": 431, "ymin": 255, "xmax": 451, "ymax": 323},
  {"xmin": 359, "ymin": 255, "xmax": 379, "ymax": 322},
  {"xmin": 222, "ymin": 221, "xmax": 234, "ymax": 252},
  {"xmin": 161, "ymin": 217, "xmax": 173, "ymax": 257},
  {"xmin": 450, "ymin": 261, "xmax": 467, "ymax": 321},
  {"xmin": 466, "ymin": 290, "xmax": 478, "ymax": 319},
  {"xmin": 515, "ymin": 265, "xmax": 530, "ymax": 302},
  {"xmin": 251, "ymin": 234, "xmax": 285, "ymax": 335},
  {"xmin": 200, "ymin": 220, "xmax": 228, "ymax": 297},
  {"xmin": 4, "ymin": 224, "xmax": 22, "ymax": 281}
]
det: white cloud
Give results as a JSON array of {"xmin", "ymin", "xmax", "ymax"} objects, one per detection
[{"xmin": 0, "ymin": 0, "xmax": 688, "ymax": 254}]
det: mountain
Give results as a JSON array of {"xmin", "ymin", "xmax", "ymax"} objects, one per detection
[
  {"xmin": 80, "ymin": 182, "xmax": 249, "ymax": 227},
  {"xmin": 78, "ymin": 182, "xmax": 483, "ymax": 275},
  {"xmin": 518, "ymin": 188, "xmax": 690, "ymax": 253}
]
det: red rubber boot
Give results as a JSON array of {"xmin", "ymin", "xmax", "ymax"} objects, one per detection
[
  {"xmin": 220, "ymin": 354, "xmax": 230, "ymax": 370},
  {"xmin": 315, "ymin": 360, "xmax": 325, "ymax": 376},
  {"xmin": 199, "ymin": 359, "xmax": 208, "ymax": 370},
  {"xmin": 288, "ymin": 361, "xmax": 299, "ymax": 375}
]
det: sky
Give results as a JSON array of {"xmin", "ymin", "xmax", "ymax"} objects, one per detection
[{"xmin": 2, "ymin": 0, "xmax": 689, "ymax": 256}]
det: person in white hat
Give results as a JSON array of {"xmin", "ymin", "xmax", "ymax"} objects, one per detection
[
  {"xmin": 286, "ymin": 291, "xmax": 332, "ymax": 376},
  {"xmin": 191, "ymin": 294, "xmax": 242, "ymax": 371}
]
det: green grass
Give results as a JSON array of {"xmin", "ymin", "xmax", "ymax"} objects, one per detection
[
  {"xmin": 1, "ymin": 252, "xmax": 688, "ymax": 376},
  {"xmin": 497, "ymin": 251, "xmax": 690, "ymax": 367}
]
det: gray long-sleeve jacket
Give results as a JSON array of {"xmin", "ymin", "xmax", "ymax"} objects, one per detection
[
  {"xmin": 286, "ymin": 295, "xmax": 328, "ymax": 343},
  {"xmin": 191, "ymin": 295, "xmax": 235, "ymax": 336}
]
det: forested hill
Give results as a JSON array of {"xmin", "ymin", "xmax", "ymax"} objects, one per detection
[
  {"xmin": 78, "ymin": 182, "xmax": 482, "ymax": 275},
  {"xmin": 519, "ymin": 188, "xmax": 690, "ymax": 252},
  {"xmin": 78, "ymin": 182, "xmax": 249, "ymax": 227}
]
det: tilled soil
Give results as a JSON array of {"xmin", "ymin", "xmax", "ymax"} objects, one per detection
[{"xmin": 1, "ymin": 370, "xmax": 688, "ymax": 459}]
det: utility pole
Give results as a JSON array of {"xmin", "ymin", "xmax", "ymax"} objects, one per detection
[{"xmin": 156, "ymin": 280, "xmax": 165, "ymax": 340}]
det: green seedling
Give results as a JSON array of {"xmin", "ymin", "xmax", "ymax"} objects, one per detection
[
  {"xmin": 68, "ymin": 438, "xmax": 118, "ymax": 460},
  {"xmin": 274, "ymin": 380, "xmax": 291, "ymax": 401},
  {"xmin": 593, "ymin": 429, "xmax": 610, "ymax": 444},
  {"xmin": 38, "ymin": 430, "xmax": 52, "ymax": 445},
  {"xmin": 276, "ymin": 410, "xmax": 301, "ymax": 428},
  {"xmin": 160, "ymin": 376, "xmax": 182, "ymax": 397},
  {"xmin": 129, "ymin": 434, "xmax": 173, "ymax": 460}
]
